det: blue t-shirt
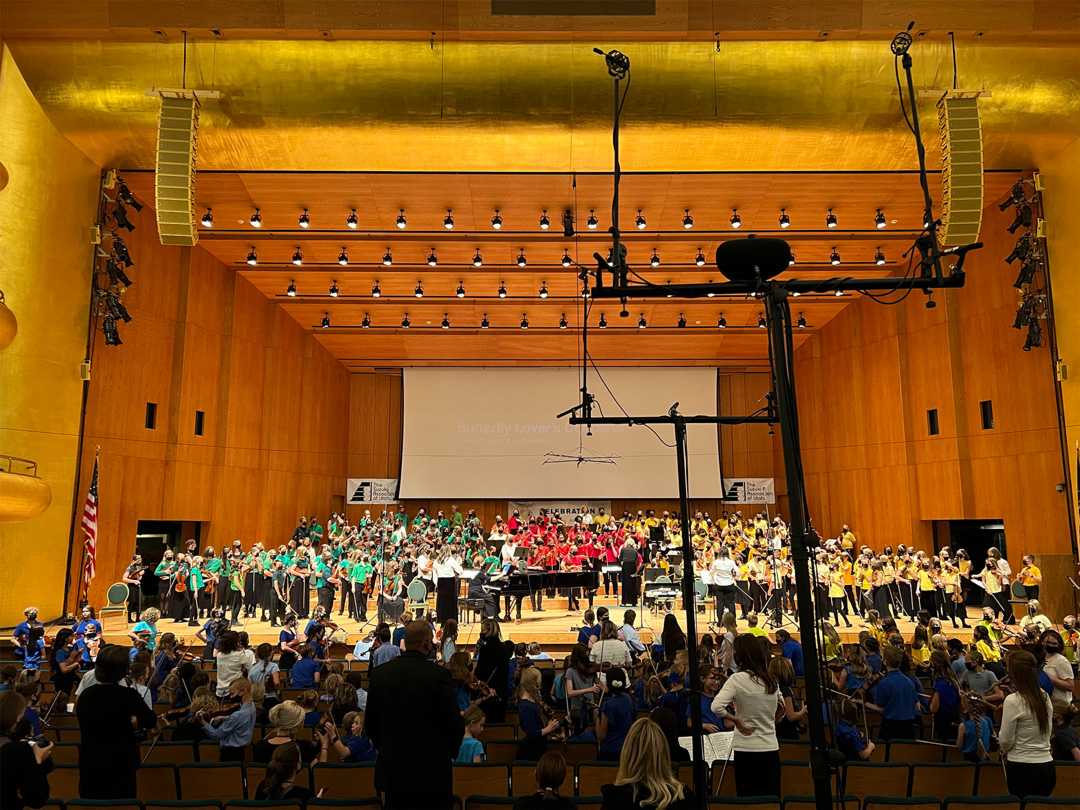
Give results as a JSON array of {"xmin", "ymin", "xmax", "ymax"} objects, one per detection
[
  {"xmin": 51, "ymin": 647, "xmax": 72, "ymax": 677},
  {"xmin": 835, "ymin": 719, "xmax": 867, "ymax": 760},
  {"xmin": 866, "ymin": 653, "xmax": 883, "ymax": 674},
  {"xmin": 961, "ymin": 716, "xmax": 992, "ymax": 757},
  {"xmin": 457, "ymin": 736, "xmax": 486, "ymax": 763},
  {"xmin": 75, "ymin": 619, "xmax": 102, "ymax": 638},
  {"xmin": 290, "ymin": 657, "xmax": 320, "ymax": 688},
  {"xmin": 600, "ymin": 694, "xmax": 635, "ymax": 756},
  {"xmin": 933, "ymin": 677, "xmax": 961, "ymax": 717},
  {"xmin": 23, "ymin": 639, "xmax": 45, "ymax": 671},
  {"xmin": 1038, "ymin": 670, "xmax": 1053, "ymax": 698},
  {"xmin": 691, "ymin": 692, "xmax": 724, "ymax": 729},
  {"xmin": 344, "ymin": 734, "xmax": 377, "ymax": 763},
  {"xmin": 518, "ymin": 699, "xmax": 544, "ymax": 740},
  {"xmin": 873, "ymin": 671, "xmax": 919, "ymax": 721},
  {"xmin": 279, "ymin": 629, "xmax": 296, "ymax": 645},
  {"xmin": 13, "ymin": 621, "xmax": 31, "ymax": 657},
  {"xmin": 844, "ymin": 667, "xmax": 865, "ymax": 695},
  {"xmin": 392, "ymin": 626, "xmax": 407, "ymax": 647},
  {"xmin": 576, "ymin": 625, "xmax": 600, "ymax": 646},
  {"xmin": 782, "ymin": 640, "xmax": 805, "ymax": 677}
]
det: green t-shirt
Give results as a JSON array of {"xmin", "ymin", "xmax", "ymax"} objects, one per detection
[
  {"xmin": 315, "ymin": 560, "xmax": 332, "ymax": 587},
  {"xmin": 482, "ymin": 554, "xmax": 500, "ymax": 574},
  {"xmin": 205, "ymin": 558, "xmax": 223, "ymax": 575},
  {"xmin": 189, "ymin": 567, "xmax": 204, "ymax": 590},
  {"xmin": 350, "ymin": 562, "xmax": 373, "ymax": 583}
]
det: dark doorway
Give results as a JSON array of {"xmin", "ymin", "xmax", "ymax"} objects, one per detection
[
  {"xmin": 134, "ymin": 520, "xmax": 186, "ymax": 601},
  {"xmin": 934, "ymin": 519, "xmax": 1006, "ymax": 606}
]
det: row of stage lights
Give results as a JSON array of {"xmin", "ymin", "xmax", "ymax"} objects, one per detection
[
  {"xmin": 288, "ymin": 278, "xmax": 850, "ymax": 300},
  {"xmin": 209, "ymin": 206, "xmax": 897, "ymax": 232},
  {"xmin": 316, "ymin": 311, "xmax": 811, "ymax": 330},
  {"xmin": 252, "ymin": 245, "xmax": 888, "ymax": 268}
]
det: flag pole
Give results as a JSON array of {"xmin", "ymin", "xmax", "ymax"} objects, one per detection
[{"xmin": 75, "ymin": 446, "xmax": 100, "ymax": 609}]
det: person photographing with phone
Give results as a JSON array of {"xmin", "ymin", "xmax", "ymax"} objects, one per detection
[{"xmin": 0, "ymin": 690, "xmax": 53, "ymax": 809}]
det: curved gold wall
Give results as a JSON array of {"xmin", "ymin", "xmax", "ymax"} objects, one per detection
[{"xmin": 0, "ymin": 44, "xmax": 99, "ymax": 626}]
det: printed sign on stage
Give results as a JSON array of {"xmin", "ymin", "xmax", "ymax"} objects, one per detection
[
  {"xmin": 346, "ymin": 478, "xmax": 399, "ymax": 504},
  {"xmin": 507, "ymin": 500, "xmax": 612, "ymax": 521},
  {"xmin": 721, "ymin": 478, "xmax": 776, "ymax": 504}
]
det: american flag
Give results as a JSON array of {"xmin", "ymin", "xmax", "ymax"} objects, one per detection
[{"xmin": 82, "ymin": 454, "xmax": 99, "ymax": 586}]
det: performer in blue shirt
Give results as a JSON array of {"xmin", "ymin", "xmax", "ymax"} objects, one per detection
[{"xmin": 868, "ymin": 646, "xmax": 921, "ymax": 739}]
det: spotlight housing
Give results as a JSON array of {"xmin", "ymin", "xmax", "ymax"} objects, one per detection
[
  {"xmin": 321, "ymin": 313, "xmax": 330, "ymax": 328},
  {"xmin": 291, "ymin": 247, "xmax": 303, "ymax": 266},
  {"xmin": 730, "ymin": 209, "xmax": 742, "ymax": 229},
  {"xmin": 830, "ymin": 247, "xmax": 841, "ymax": 266},
  {"xmin": 539, "ymin": 283, "xmax": 549, "ymax": 299},
  {"xmin": 875, "ymin": 248, "xmax": 886, "ymax": 266},
  {"xmin": 498, "ymin": 283, "xmax": 507, "ymax": 299},
  {"xmin": 427, "ymin": 249, "xmax": 438, "ymax": 267},
  {"xmin": 677, "ymin": 313, "xmax": 687, "ymax": 328},
  {"xmin": 481, "ymin": 314, "xmax": 490, "ymax": 329},
  {"xmin": 520, "ymin": 313, "xmax": 529, "ymax": 329},
  {"xmin": 456, "ymin": 282, "xmax": 466, "ymax": 298},
  {"xmin": 337, "ymin": 248, "xmax": 348, "ymax": 266},
  {"xmin": 561, "ymin": 250, "xmax": 572, "ymax": 268},
  {"xmin": 414, "ymin": 282, "xmax": 424, "ymax": 298},
  {"xmin": 442, "ymin": 314, "xmax": 450, "ymax": 329},
  {"xmin": 562, "ymin": 209, "xmax": 575, "ymax": 237},
  {"xmin": 797, "ymin": 313, "xmax": 807, "ymax": 329},
  {"xmin": 401, "ymin": 314, "xmax": 410, "ymax": 328},
  {"xmin": 695, "ymin": 249, "xmax": 706, "ymax": 267},
  {"xmin": 473, "ymin": 250, "xmax": 483, "ymax": 267},
  {"xmin": 826, "ymin": 208, "xmax": 838, "ymax": 229},
  {"xmin": 346, "ymin": 209, "xmax": 359, "ymax": 229},
  {"xmin": 683, "ymin": 209, "xmax": 694, "ymax": 229},
  {"xmin": 329, "ymin": 281, "xmax": 339, "ymax": 298},
  {"xmin": 382, "ymin": 249, "xmax": 393, "ymax": 266},
  {"xmin": 249, "ymin": 208, "xmax": 262, "ymax": 228},
  {"xmin": 635, "ymin": 210, "xmax": 647, "ymax": 230},
  {"xmin": 650, "ymin": 250, "xmax": 660, "ymax": 268},
  {"xmin": 298, "ymin": 209, "xmax": 310, "ymax": 229},
  {"xmin": 875, "ymin": 209, "xmax": 887, "ymax": 229},
  {"xmin": 361, "ymin": 313, "xmax": 370, "ymax": 328},
  {"xmin": 779, "ymin": 209, "xmax": 790, "ymax": 229},
  {"xmin": 559, "ymin": 314, "xmax": 568, "ymax": 329},
  {"xmin": 718, "ymin": 314, "xmax": 727, "ymax": 329},
  {"xmin": 587, "ymin": 210, "xmax": 598, "ymax": 230},
  {"xmin": 758, "ymin": 314, "xmax": 767, "ymax": 328},
  {"xmin": 539, "ymin": 210, "xmax": 550, "ymax": 230},
  {"xmin": 491, "ymin": 210, "xmax": 503, "ymax": 230},
  {"xmin": 443, "ymin": 209, "xmax": 454, "ymax": 230},
  {"xmin": 201, "ymin": 208, "xmax": 213, "ymax": 227},
  {"xmin": 638, "ymin": 314, "xmax": 647, "ymax": 329},
  {"xmin": 517, "ymin": 250, "xmax": 527, "ymax": 268},
  {"xmin": 395, "ymin": 209, "xmax": 407, "ymax": 229},
  {"xmin": 599, "ymin": 313, "xmax": 608, "ymax": 328},
  {"xmin": 246, "ymin": 247, "xmax": 258, "ymax": 266},
  {"xmin": 286, "ymin": 280, "xmax": 297, "ymax": 297},
  {"xmin": 371, "ymin": 281, "xmax": 381, "ymax": 298}
]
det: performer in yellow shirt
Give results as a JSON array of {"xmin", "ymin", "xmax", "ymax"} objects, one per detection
[
  {"xmin": 1018, "ymin": 554, "xmax": 1042, "ymax": 601},
  {"xmin": 828, "ymin": 563, "xmax": 852, "ymax": 627}
]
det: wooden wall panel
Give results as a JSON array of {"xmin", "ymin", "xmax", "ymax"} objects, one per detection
[{"xmin": 70, "ymin": 219, "xmax": 350, "ymax": 607}]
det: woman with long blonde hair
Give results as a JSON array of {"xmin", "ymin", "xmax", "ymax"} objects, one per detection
[{"xmin": 601, "ymin": 717, "xmax": 693, "ymax": 810}]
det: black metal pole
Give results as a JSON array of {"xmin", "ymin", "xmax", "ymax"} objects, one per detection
[
  {"xmin": 764, "ymin": 287, "xmax": 833, "ymax": 810},
  {"xmin": 673, "ymin": 414, "xmax": 707, "ymax": 808}
]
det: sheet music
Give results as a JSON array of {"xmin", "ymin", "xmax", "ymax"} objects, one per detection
[
  {"xmin": 460, "ymin": 569, "xmax": 479, "ymax": 580},
  {"xmin": 602, "ymin": 565, "xmax": 621, "ymax": 573},
  {"xmin": 678, "ymin": 731, "xmax": 733, "ymax": 764}
]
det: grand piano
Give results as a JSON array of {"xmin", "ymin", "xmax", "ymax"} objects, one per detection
[{"xmin": 487, "ymin": 567, "xmax": 600, "ymax": 596}]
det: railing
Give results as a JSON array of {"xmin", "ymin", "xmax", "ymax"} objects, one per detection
[{"xmin": 0, "ymin": 454, "xmax": 39, "ymax": 476}]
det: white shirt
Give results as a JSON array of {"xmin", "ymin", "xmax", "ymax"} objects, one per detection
[
  {"xmin": 214, "ymin": 648, "xmax": 256, "ymax": 697},
  {"xmin": 619, "ymin": 623, "xmax": 646, "ymax": 654},
  {"xmin": 590, "ymin": 638, "xmax": 632, "ymax": 668},
  {"xmin": 711, "ymin": 558, "xmax": 738, "ymax": 587},
  {"xmin": 1043, "ymin": 652, "xmax": 1074, "ymax": 709},
  {"xmin": 500, "ymin": 541, "xmax": 517, "ymax": 565},
  {"xmin": 75, "ymin": 669, "xmax": 98, "ymax": 697},
  {"xmin": 583, "ymin": 512, "xmax": 594, "ymax": 526},
  {"xmin": 711, "ymin": 671, "xmax": 783, "ymax": 752},
  {"xmin": 416, "ymin": 554, "xmax": 433, "ymax": 581},
  {"xmin": 248, "ymin": 659, "xmax": 280, "ymax": 693},
  {"xmin": 999, "ymin": 691, "xmax": 1053, "ymax": 763},
  {"xmin": 434, "ymin": 559, "xmax": 463, "ymax": 578},
  {"xmin": 996, "ymin": 558, "xmax": 1013, "ymax": 582}
]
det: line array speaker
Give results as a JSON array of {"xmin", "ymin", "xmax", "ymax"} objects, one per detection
[
  {"xmin": 937, "ymin": 93, "xmax": 983, "ymax": 247},
  {"xmin": 155, "ymin": 95, "xmax": 200, "ymax": 246}
]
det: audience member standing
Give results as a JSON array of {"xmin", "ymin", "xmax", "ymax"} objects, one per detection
[
  {"xmin": 366, "ymin": 621, "xmax": 465, "ymax": 809},
  {"xmin": 1000, "ymin": 650, "xmax": 1056, "ymax": 798},
  {"xmin": 600, "ymin": 717, "xmax": 694, "ymax": 810},
  {"xmin": 76, "ymin": 645, "xmax": 158, "ymax": 799},
  {"xmin": 0, "ymin": 691, "xmax": 53, "ymax": 810}
]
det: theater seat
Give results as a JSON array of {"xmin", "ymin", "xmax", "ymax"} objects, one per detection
[
  {"xmin": 484, "ymin": 739, "xmax": 519, "ymax": 764},
  {"xmin": 67, "ymin": 801, "xmax": 141, "ymax": 810},
  {"xmin": 145, "ymin": 803, "xmax": 222, "ymax": 810},
  {"xmin": 141, "ymin": 741, "xmax": 199, "ymax": 764},
  {"xmin": 306, "ymin": 800, "xmax": 382, "ymax": 808},
  {"xmin": 843, "ymin": 762, "xmax": 910, "ymax": 799},
  {"xmin": 312, "ymin": 762, "xmax": 377, "ymax": 799},
  {"xmin": 511, "ymin": 760, "xmax": 538, "ymax": 796},
  {"xmin": 1052, "ymin": 761, "xmax": 1080, "ymax": 797},
  {"xmin": 863, "ymin": 796, "xmax": 943, "ymax": 810},
  {"xmin": 464, "ymin": 799, "xmax": 517, "ymax": 808},
  {"xmin": 711, "ymin": 760, "xmax": 737, "ymax": 797},
  {"xmin": 708, "ymin": 798, "xmax": 781, "ymax": 809},
  {"xmin": 49, "ymin": 764, "xmax": 81, "ymax": 800},
  {"xmin": 138, "ymin": 763, "xmax": 180, "ymax": 801},
  {"xmin": 783, "ymin": 794, "xmax": 858, "ymax": 810},
  {"xmin": 1023, "ymin": 798, "xmax": 1080, "ymax": 810},
  {"xmin": 943, "ymin": 796, "xmax": 1021, "ymax": 810},
  {"xmin": 888, "ymin": 740, "xmax": 947, "ymax": 764},
  {"xmin": 781, "ymin": 760, "xmax": 815, "ymax": 796},
  {"xmin": 177, "ymin": 762, "xmax": 245, "ymax": 801},
  {"xmin": 573, "ymin": 798, "xmax": 604, "ymax": 810},
  {"xmin": 563, "ymin": 741, "xmax": 598, "ymax": 766},
  {"xmin": 454, "ymin": 763, "xmax": 511, "ymax": 799},
  {"xmin": 225, "ymin": 801, "xmax": 303, "ymax": 810},
  {"xmin": 910, "ymin": 763, "xmax": 977, "ymax": 798},
  {"xmin": 576, "ymin": 762, "xmax": 619, "ymax": 796},
  {"xmin": 975, "ymin": 762, "xmax": 1009, "ymax": 797},
  {"xmin": 49, "ymin": 742, "xmax": 80, "ymax": 765}
]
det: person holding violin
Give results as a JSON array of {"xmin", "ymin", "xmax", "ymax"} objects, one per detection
[
  {"xmin": 130, "ymin": 607, "xmax": 160, "ymax": 652},
  {"xmin": 74, "ymin": 605, "xmax": 102, "ymax": 641},
  {"xmin": 198, "ymin": 677, "xmax": 256, "ymax": 761},
  {"xmin": 122, "ymin": 555, "xmax": 146, "ymax": 623}
]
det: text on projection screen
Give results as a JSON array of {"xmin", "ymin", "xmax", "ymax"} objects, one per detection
[{"xmin": 397, "ymin": 367, "xmax": 721, "ymax": 499}]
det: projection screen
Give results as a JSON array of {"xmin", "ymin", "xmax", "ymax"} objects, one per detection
[{"xmin": 398, "ymin": 367, "xmax": 721, "ymax": 499}]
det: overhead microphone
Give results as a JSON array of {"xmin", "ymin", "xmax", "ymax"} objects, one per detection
[
  {"xmin": 890, "ymin": 21, "xmax": 915, "ymax": 56},
  {"xmin": 593, "ymin": 47, "xmax": 630, "ymax": 78}
]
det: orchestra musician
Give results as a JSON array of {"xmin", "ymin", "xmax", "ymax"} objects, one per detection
[
  {"xmin": 12, "ymin": 607, "xmax": 43, "ymax": 661},
  {"xmin": 122, "ymin": 555, "xmax": 146, "ymax": 623}
]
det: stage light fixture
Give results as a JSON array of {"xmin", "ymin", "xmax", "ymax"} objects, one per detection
[
  {"xmin": 246, "ymin": 247, "xmax": 258, "ymax": 266},
  {"xmin": 346, "ymin": 209, "xmax": 359, "ymax": 229},
  {"xmin": 779, "ymin": 209, "xmax": 790, "ymax": 229},
  {"xmin": 371, "ymin": 281, "xmax": 381, "ymax": 298},
  {"xmin": 695, "ymin": 249, "xmax": 706, "ymax": 267},
  {"xmin": 830, "ymin": 247, "xmax": 841, "ymax": 266},
  {"xmin": 598, "ymin": 313, "xmax": 608, "ymax": 328},
  {"xmin": 677, "ymin": 313, "xmax": 687, "ymax": 328},
  {"xmin": 517, "ymin": 250, "xmax": 527, "ymax": 268},
  {"xmin": 498, "ymin": 283, "xmax": 507, "ymax": 299},
  {"xmin": 717, "ymin": 314, "xmax": 727, "ymax": 328},
  {"xmin": 382, "ymin": 249, "xmax": 393, "ymax": 266},
  {"xmin": 561, "ymin": 251, "xmax": 572, "ymax": 268},
  {"xmin": 826, "ymin": 208, "xmax": 838, "ymax": 229},
  {"xmin": 292, "ymin": 247, "xmax": 303, "ymax": 266},
  {"xmin": 321, "ymin": 313, "xmax": 330, "ymax": 328},
  {"xmin": 442, "ymin": 314, "xmax": 450, "ymax": 329},
  {"xmin": 491, "ymin": 210, "xmax": 503, "ymax": 230},
  {"xmin": 562, "ymin": 209, "xmax": 575, "ymax": 237},
  {"xmin": 427, "ymin": 249, "xmax": 438, "ymax": 267},
  {"xmin": 587, "ymin": 210, "xmax": 598, "ymax": 230},
  {"xmin": 473, "ymin": 250, "xmax": 483, "ymax": 267},
  {"xmin": 299, "ymin": 209, "xmax": 310, "ymax": 229},
  {"xmin": 401, "ymin": 314, "xmax": 410, "ymax": 328},
  {"xmin": 683, "ymin": 209, "xmax": 694, "ymax": 229},
  {"xmin": 797, "ymin": 312, "xmax": 807, "ymax": 329},
  {"xmin": 250, "ymin": 208, "xmax": 262, "ymax": 228},
  {"xmin": 520, "ymin": 313, "xmax": 529, "ymax": 329},
  {"xmin": 539, "ymin": 283, "xmax": 549, "ymax": 299},
  {"xmin": 286, "ymin": 280, "xmax": 297, "ymax": 297},
  {"xmin": 730, "ymin": 209, "xmax": 742, "ymax": 229},
  {"xmin": 875, "ymin": 209, "xmax": 887, "ymax": 229},
  {"xmin": 362, "ymin": 313, "xmax": 370, "ymax": 328},
  {"xmin": 635, "ymin": 210, "xmax": 647, "ymax": 230},
  {"xmin": 396, "ymin": 209, "xmax": 407, "ymax": 229},
  {"xmin": 443, "ymin": 209, "xmax": 454, "ymax": 230},
  {"xmin": 650, "ymin": 250, "xmax": 660, "ymax": 268},
  {"xmin": 201, "ymin": 208, "xmax": 213, "ymax": 227},
  {"xmin": 481, "ymin": 314, "xmax": 490, "ymax": 329},
  {"xmin": 456, "ymin": 282, "xmax": 466, "ymax": 298},
  {"xmin": 560, "ymin": 314, "xmax": 568, "ymax": 329},
  {"xmin": 539, "ymin": 210, "xmax": 550, "ymax": 230},
  {"xmin": 329, "ymin": 281, "xmax": 340, "ymax": 297},
  {"xmin": 638, "ymin": 313, "xmax": 647, "ymax": 329},
  {"xmin": 875, "ymin": 248, "xmax": 886, "ymax": 266},
  {"xmin": 414, "ymin": 282, "xmax": 424, "ymax": 298},
  {"xmin": 338, "ymin": 248, "xmax": 349, "ymax": 266}
]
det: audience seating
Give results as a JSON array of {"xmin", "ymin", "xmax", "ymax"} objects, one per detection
[
  {"xmin": 50, "ymin": 764, "xmax": 81, "ymax": 800},
  {"xmin": 138, "ymin": 764, "xmax": 181, "ymax": 801},
  {"xmin": 510, "ymin": 760, "xmax": 538, "ymax": 797},
  {"xmin": 910, "ymin": 763, "xmax": 977, "ymax": 797},
  {"xmin": 888, "ymin": 740, "xmax": 949, "ymax": 764},
  {"xmin": 562, "ymin": 741, "xmax": 598, "ymax": 766},
  {"xmin": 145, "ymin": 802, "xmax": 223, "ymax": 810},
  {"xmin": 576, "ymin": 762, "xmax": 618, "ymax": 796},
  {"xmin": 942, "ymin": 797, "xmax": 1022, "ymax": 810},
  {"xmin": 464, "ymin": 799, "xmax": 516, "ymax": 808},
  {"xmin": 142, "ymin": 742, "xmax": 200, "ymax": 765},
  {"xmin": 50, "ymin": 742, "xmax": 82, "ymax": 765},
  {"xmin": 864, "ymin": 796, "xmax": 946, "ymax": 810},
  {"xmin": 780, "ymin": 760, "xmax": 816, "ymax": 796},
  {"xmin": 242, "ymin": 763, "xmax": 269, "ymax": 796},
  {"xmin": 485, "ymin": 723, "xmax": 518, "ymax": 739},
  {"xmin": 708, "ymin": 798, "xmax": 781, "ymax": 809},
  {"xmin": 306, "ymin": 801, "xmax": 381, "ymax": 808},
  {"xmin": 223, "ymin": 801, "xmax": 303, "ymax": 810},
  {"xmin": 484, "ymin": 739, "xmax": 519, "ymax": 764},
  {"xmin": 783, "ymin": 795, "xmax": 859, "ymax": 810},
  {"xmin": 843, "ymin": 762, "xmax": 911, "ymax": 798},
  {"xmin": 1053, "ymin": 761, "xmax": 1080, "ymax": 795},
  {"xmin": 974, "ymin": 762, "xmax": 1009, "ymax": 797},
  {"xmin": 1023, "ymin": 799, "xmax": 1080, "ymax": 810},
  {"xmin": 176, "ymin": 763, "xmax": 245, "ymax": 802},
  {"xmin": 453, "ymin": 763, "xmax": 511, "ymax": 799},
  {"xmin": 573, "ymin": 798, "xmax": 603, "ymax": 810},
  {"xmin": 311, "ymin": 762, "xmax": 377, "ymax": 799},
  {"xmin": 65, "ymin": 802, "xmax": 141, "ymax": 810},
  {"xmin": 711, "ymin": 760, "xmax": 737, "ymax": 796}
]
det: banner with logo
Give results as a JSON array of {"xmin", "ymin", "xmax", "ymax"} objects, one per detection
[
  {"xmin": 346, "ymin": 478, "xmax": 399, "ymax": 505},
  {"xmin": 721, "ymin": 478, "xmax": 776, "ymax": 504},
  {"xmin": 507, "ymin": 500, "xmax": 611, "ymax": 521}
]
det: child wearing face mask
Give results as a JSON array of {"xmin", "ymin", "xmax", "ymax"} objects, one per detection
[{"xmin": 1040, "ymin": 629, "xmax": 1075, "ymax": 713}]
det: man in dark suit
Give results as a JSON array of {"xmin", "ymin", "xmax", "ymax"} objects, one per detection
[{"xmin": 366, "ymin": 620, "xmax": 465, "ymax": 809}]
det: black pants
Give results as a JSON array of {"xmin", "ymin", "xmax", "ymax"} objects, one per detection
[
  {"xmin": 603, "ymin": 571, "xmax": 618, "ymax": 596},
  {"xmin": 503, "ymin": 593, "xmax": 523, "ymax": 620},
  {"xmin": 715, "ymin": 584, "xmax": 736, "ymax": 622},
  {"xmin": 998, "ymin": 588, "xmax": 1015, "ymax": 623},
  {"xmin": 436, "ymin": 577, "xmax": 458, "ymax": 622},
  {"xmin": 1024, "ymin": 584, "xmax": 1040, "ymax": 601},
  {"xmin": 229, "ymin": 589, "xmax": 243, "ymax": 624},
  {"xmin": 831, "ymin": 596, "xmax": 851, "ymax": 626},
  {"xmin": 879, "ymin": 718, "xmax": 918, "ymax": 740},
  {"xmin": 317, "ymin": 585, "xmax": 335, "ymax": 614},
  {"xmin": 621, "ymin": 564, "xmax": 638, "ymax": 606},
  {"xmin": 1006, "ymin": 760, "xmax": 1055, "ymax": 798},
  {"xmin": 919, "ymin": 589, "xmax": 938, "ymax": 618},
  {"xmin": 733, "ymin": 749, "xmax": 781, "ymax": 797},
  {"xmin": 353, "ymin": 582, "xmax": 367, "ymax": 620},
  {"xmin": 845, "ymin": 584, "xmax": 861, "ymax": 616}
]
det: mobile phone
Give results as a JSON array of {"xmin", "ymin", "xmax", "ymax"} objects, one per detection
[{"xmin": 29, "ymin": 735, "xmax": 50, "ymax": 747}]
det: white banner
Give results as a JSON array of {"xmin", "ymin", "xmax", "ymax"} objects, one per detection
[
  {"xmin": 721, "ymin": 478, "xmax": 776, "ymax": 504},
  {"xmin": 346, "ymin": 479, "xmax": 399, "ymax": 505},
  {"xmin": 507, "ymin": 500, "xmax": 611, "ymax": 521}
]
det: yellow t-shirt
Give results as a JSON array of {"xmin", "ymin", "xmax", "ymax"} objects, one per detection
[
  {"xmin": 745, "ymin": 627, "xmax": 768, "ymax": 638},
  {"xmin": 911, "ymin": 645, "xmax": 930, "ymax": 666},
  {"xmin": 919, "ymin": 570, "xmax": 935, "ymax": 591},
  {"xmin": 1021, "ymin": 565, "xmax": 1042, "ymax": 586},
  {"xmin": 828, "ymin": 570, "xmax": 845, "ymax": 599},
  {"xmin": 976, "ymin": 638, "xmax": 1001, "ymax": 663},
  {"xmin": 842, "ymin": 561, "xmax": 854, "ymax": 587}
]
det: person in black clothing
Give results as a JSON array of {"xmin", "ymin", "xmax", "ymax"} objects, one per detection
[
  {"xmin": 76, "ymin": 644, "xmax": 158, "ymax": 799},
  {"xmin": 513, "ymin": 751, "xmax": 575, "ymax": 810},
  {"xmin": 649, "ymin": 707, "xmax": 691, "ymax": 763},
  {"xmin": 0, "ymin": 691, "xmax": 54, "ymax": 810},
  {"xmin": 255, "ymin": 741, "xmax": 314, "ymax": 801},
  {"xmin": 618, "ymin": 538, "xmax": 640, "ymax": 607},
  {"xmin": 660, "ymin": 614, "xmax": 687, "ymax": 664},
  {"xmin": 474, "ymin": 618, "xmax": 513, "ymax": 722},
  {"xmin": 365, "ymin": 620, "xmax": 465, "ymax": 809},
  {"xmin": 600, "ymin": 717, "xmax": 695, "ymax": 810}
]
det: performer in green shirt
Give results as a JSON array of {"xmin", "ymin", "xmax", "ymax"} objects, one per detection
[{"xmin": 350, "ymin": 554, "xmax": 374, "ymax": 622}]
